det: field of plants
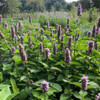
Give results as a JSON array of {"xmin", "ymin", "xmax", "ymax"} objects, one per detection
[{"xmin": 0, "ymin": 5, "xmax": 100, "ymax": 100}]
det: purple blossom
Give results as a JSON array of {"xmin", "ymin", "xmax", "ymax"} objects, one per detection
[
  {"xmin": 41, "ymin": 28, "xmax": 44, "ymax": 35},
  {"xmin": 15, "ymin": 23, "xmax": 18, "ymax": 34},
  {"xmin": 50, "ymin": 29, "xmax": 53, "ymax": 37},
  {"xmin": 0, "ymin": 15, "xmax": 2, "ymax": 21},
  {"xmin": 68, "ymin": 36, "xmax": 72, "ymax": 48},
  {"xmin": 58, "ymin": 25, "xmax": 61, "ymax": 40},
  {"xmin": 87, "ymin": 31, "xmax": 92, "ymax": 37},
  {"xmin": 11, "ymin": 26, "xmax": 15, "ymax": 39},
  {"xmin": 94, "ymin": 41, "xmax": 98, "ymax": 50},
  {"xmin": 39, "ymin": 42, "xmax": 43, "ymax": 53},
  {"xmin": 46, "ymin": 20, "xmax": 49, "ymax": 29},
  {"xmin": 41, "ymin": 80, "xmax": 50, "ymax": 93},
  {"xmin": 19, "ymin": 44, "xmax": 27, "ymax": 64},
  {"xmin": 97, "ymin": 17, "xmax": 100, "ymax": 27},
  {"xmin": 20, "ymin": 36, "xmax": 24, "ymax": 43},
  {"xmin": 96, "ymin": 93, "xmax": 100, "ymax": 100},
  {"xmin": 81, "ymin": 76, "xmax": 88, "ymax": 91},
  {"xmin": 77, "ymin": 4, "xmax": 82, "ymax": 16},
  {"xmin": 12, "ymin": 46, "xmax": 15, "ymax": 54},
  {"xmin": 29, "ymin": 15, "xmax": 32, "ymax": 23},
  {"xmin": 92, "ymin": 24, "xmax": 96, "ymax": 37},
  {"xmin": 45, "ymin": 48, "xmax": 50, "ymax": 59},
  {"xmin": 65, "ymin": 48, "xmax": 71, "ymax": 64},
  {"xmin": 53, "ymin": 42, "xmax": 57, "ymax": 55},
  {"xmin": 19, "ymin": 22, "xmax": 22, "ymax": 27},
  {"xmin": 86, "ymin": 40, "xmax": 94, "ymax": 54}
]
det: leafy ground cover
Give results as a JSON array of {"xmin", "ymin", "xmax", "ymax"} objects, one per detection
[{"xmin": 0, "ymin": 12, "xmax": 100, "ymax": 100}]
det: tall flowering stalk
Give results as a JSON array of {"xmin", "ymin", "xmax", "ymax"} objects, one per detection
[
  {"xmin": 11, "ymin": 26, "xmax": 15, "ymax": 39},
  {"xmin": 81, "ymin": 76, "xmax": 88, "ymax": 91},
  {"xmin": 60, "ymin": 36, "xmax": 64, "ymax": 50},
  {"xmin": 11, "ymin": 46, "xmax": 15, "ymax": 54},
  {"xmin": 41, "ymin": 28, "xmax": 44, "ymax": 35},
  {"xmin": 45, "ymin": 48, "xmax": 50, "ymax": 59},
  {"xmin": 46, "ymin": 20, "xmax": 49, "ymax": 29},
  {"xmin": 53, "ymin": 42, "xmax": 57, "ymax": 55},
  {"xmin": 96, "ymin": 26, "xmax": 99, "ymax": 35},
  {"xmin": 19, "ymin": 44, "xmax": 27, "ymax": 64},
  {"xmin": 96, "ymin": 93, "xmax": 100, "ymax": 100},
  {"xmin": 15, "ymin": 23, "xmax": 18, "ymax": 34},
  {"xmin": 50, "ymin": 29, "xmax": 53, "ymax": 37},
  {"xmin": 97, "ymin": 17, "xmax": 100, "ymax": 27},
  {"xmin": 41, "ymin": 80, "xmax": 50, "ymax": 93},
  {"xmin": 92, "ymin": 24, "xmax": 96, "ymax": 37},
  {"xmin": 86, "ymin": 40, "xmax": 94, "ymax": 54},
  {"xmin": 0, "ymin": 31, "xmax": 5, "ymax": 39},
  {"xmin": 39, "ymin": 42, "xmax": 43, "ymax": 53},
  {"xmin": 68, "ymin": 36, "xmax": 72, "ymax": 48},
  {"xmin": 0, "ymin": 14, "xmax": 2, "ymax": 21},
  {"xmin": 94, "ymin": 41, "xmax": 98, "ymax": 50},
  {"xmin": 67, "ymin": 18, "xmax": 70, "ymax": 29},
  {"xmin": 87, "ymin": 31, "xmax": 92, "ymax": 37},
  {"xmin": 58, "ymin": 25, "xmax": 61, "ymax": 41},
  {"xmin": 29, "ymin": 15, "xmax": 32, "ymax": 23},
  {"xmin": 77, "ymin": 4, "xmax": 82, "ymax": 16},
  {"xmin": 20, "ymin": 36, "xmax": 24, "ymax": 44},
  {"xmin": 19, "ymin": 22, "xmax": 22, "ymax": 27},
  {"xmin": 65, "ymin": 48, "xmax": 71, "ymax": 64}
]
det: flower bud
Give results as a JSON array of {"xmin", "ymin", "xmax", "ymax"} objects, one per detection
[
  {"xmin": 92, "ymin": 24, "xmax": 96, "ymax": 37},
  {"xmin": 97, "ymin": 17, "xmax": 100, "ymax": 27}
]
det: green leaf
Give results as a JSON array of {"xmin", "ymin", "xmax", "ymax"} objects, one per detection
[
  {"xmin": 6, "ymin": 92, "xmax": 19, "ymax": 100},
  {"xmin": 50, "ymin": 83, "xmax": 62, "ymax": 92},
  {"xmin": 10, "ymin": 78, "xmax": 19, "ymax": 93},
  {"xmin": 13, "ymin": 54, "xmax": 21, "ymax": 64},
  {"xmin": 60, "ymin": 93, "xmax": 69, "ymax": 100},
  {"xmin": 0, "ymin": 87, "xmax": 11, "ymax": 100},
  {"xmin": 88, "ymin": 82, "xmax": 100, "ymax": 89},
  {"xmin": 79, "ymin": 91, "xmax": 87, "ymax": 97},
  {"xmin": 50, "ymin": 67, "xmax": 62, "ymax": 72},
  {"xmin": 0, "ymin": 84, "xmax": 10, "ymax": 90},
  {"xmin": 0, "ymin": 72, "xmax": 3, "ymax": 82},
  {"xmin": 3, "ymin": 63, "xmax": 13, "ymax": 71},
  {"xmin": 73, "ymin": 91, "xmax": 81, "ymax": 99}
]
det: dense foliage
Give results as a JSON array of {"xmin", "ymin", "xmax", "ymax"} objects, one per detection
[{"xmin": 0, "ymin": 6, "xmax": 100, "ymax": 99}]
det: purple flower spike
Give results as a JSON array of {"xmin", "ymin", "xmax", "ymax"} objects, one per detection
[
  {"xmin": 41, "ymin": 80, "xmax": 50, "ymax": 93},
  {"xmin": 96, "ymin": 93, "xmax": 100, "ymax": 100},
  {"xmin": 86, "ymin": 40, "xmax": 94, "ymax": 54},
  {"xmin": 77, "ymin": 4, "xmax": 82, "ymax": 16},
  {"xmin": 65, "ymin": 48, "xmax": 71, "ymax": 64},
  {"xmin": 41, "ymin": 28, "xmax": 44, "ymax": 35},
  {"xmin": 87, "ymin": 31, "xmax": 92, "ymax": 37},
  {"xmin": 39, "ymin": 42, "xmax": 43, "ymax": 53},
  {"xmin": 46, "ymin": 20, "xmax": 50, "ymax": 29},
  {"xmin": 0, "ymin": 15, "xmax": 2, "ymax": 21},
  {"xmin": 29, "ymin": 15, "xmax": 32, "ymax": 23},
  {"xmin": 92, "ymin": 24, "xmax": 96, "ymax": 37},
  {"xmin": 97, "ymin": 17, "xmax": 100, "ymax": 27},
  {"xmin": 94, "ymin": 41, "xmax": 98, "ymax": 50},
  {"xmin": 53, "ymin": 42, "xmax": 57, "ymax": 55},
  {"xmin": 12, "ymin": 46, "xmax": 15, "ymax": 54},
  {"xmin": 15, "ymin": 23, "xmax": 18, "ymax": 34},
  {"xmin": 45, "ymin": 48, "xmax": 50, "ymax": 59},
  {"xmin": 81, "ymin": 76, "xmax": 88, "ymax": 91},
  {"xmin": 68, "ymin": 36, "xmax": 72, "ymax": 48}
]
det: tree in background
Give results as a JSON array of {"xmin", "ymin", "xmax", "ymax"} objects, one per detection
[
  {"xmin": 25, "ymin": 0, "xmax": 44, "ymax": 12},
  {"xmin": 0, "ymin": 0, "xmax": 21, "ymax": 15}
]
